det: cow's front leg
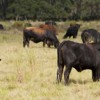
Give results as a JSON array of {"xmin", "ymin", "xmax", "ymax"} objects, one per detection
[
  {"xmin": 92, "ymin": 69, "xmax": 96, "ymax": 81},
  {"xmin": 64, "ymin": 66, "xmax": 72, "ymax": 85},
  {"xmin": 23, "ymin": 39, "xmax": 29, "ymax": 47},
  {"xmin": 26, "ymin": 40, "xmax": 29, "ymax": 47}
]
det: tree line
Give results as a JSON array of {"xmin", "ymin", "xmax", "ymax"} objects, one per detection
[{"xmin": 0, "ymin": 0, "xmax": 100, "ymax": 21}]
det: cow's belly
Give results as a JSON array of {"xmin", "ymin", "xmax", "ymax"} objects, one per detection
[
  {"xmin": 31, "ymin": 38, "xmax": 43, "ymax": 43},
  {"xmin": 73, "ymin": 63, "xmax": 94, "ymax": 72}
]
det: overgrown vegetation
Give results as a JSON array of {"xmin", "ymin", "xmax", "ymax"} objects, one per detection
[
  {"xmin": 0, "ymin": 21, "xmax": 100, "ymax": 100},
  {"xmin": 0, "ymin": 0, "xmax": 100, "ymax": 21}
]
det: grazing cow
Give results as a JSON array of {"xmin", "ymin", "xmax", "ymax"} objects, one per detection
[
  {"xmin": 0, "ymin": 24, "xmax": 4, "ymax": 30},
  {"xmin": 0, "ymin": 59, "xmax": 1, "ymax": 61},
  {"xmin": 81, "ymin": 29, "xmax": 100, "ymax": 43},
  {"xmin": 39, "ymin": 24, "xmax": 58, "ymax": 47},
  {"xmin": 57, "ymin": 40, "xmax": 100, "ymax": 85},
  {"xmin": 23, "ymin": 27, "xmax": 59, "ymax": 48},
  {"xmin": 63, "ymin": 24, "xmax": 81, "ymax": 39}
]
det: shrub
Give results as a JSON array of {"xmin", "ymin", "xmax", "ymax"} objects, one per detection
[
  {"xmin": 12, "ymin": 21, "xmax": 24, "ymax": 30},
  {"xmin": 24, "ymin": 22, "xmax": 32, "ymax": 28}
]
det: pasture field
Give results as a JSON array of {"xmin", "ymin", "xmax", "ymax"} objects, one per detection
[{"xmin": 0, "ymin": 21, "xmax": 100, "ymax": 100}]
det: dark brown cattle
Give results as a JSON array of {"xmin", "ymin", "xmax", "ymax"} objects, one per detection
[
  {"xmin": 0, "ymin": 24, "xmax": 4, "ymax": 30},
  {"xmin": 23, "ymin": 26, "xmax": 59, "ymax": 48},
  {"xmin": 63, "ymin": 24, "xmax": 81, "ymax": 39},
  {"xmin": 57, "ymin": 40, "xmax": 100, "ymax": 85},
  {"xmin": 81, "ymin": 29, "xmax": 100, "ymax": 43}
]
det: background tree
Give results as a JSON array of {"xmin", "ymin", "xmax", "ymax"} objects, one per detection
[{"xmin": 0, "ymin": 0, "xmax": 100, "ymax": 21}]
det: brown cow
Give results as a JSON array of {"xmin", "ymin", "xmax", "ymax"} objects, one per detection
[
  {"xmin": 39, "ymin": 24, "xmax": 58, "ymax": 35},
  {"xmin": 23, "ymin": 26, "xmax": 59, "ymax": 48}
]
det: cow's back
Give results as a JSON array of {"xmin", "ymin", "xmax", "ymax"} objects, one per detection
[
  {"xmin": 58, "ymin": 41, "xmax": 95, "ymax": 69},
  {"xmin": 81, "ymin": 29, "xmax": 100, "ymax": 43}
]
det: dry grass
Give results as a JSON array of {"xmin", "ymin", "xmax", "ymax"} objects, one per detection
[{"xmin": 0, "ymin": 21, "xmax": 100, "ymax": 100}]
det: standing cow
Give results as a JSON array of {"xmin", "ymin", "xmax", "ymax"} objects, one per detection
[
  {"xmin": 57, "ymin": 40, "xmax": 100, "ymax": 85},
  {"xmin": 0, "ymin": 24, "xmax": 4, "ymax": 30},
  {"xmin": 23, "ymin": 27, "xmax": 59, "ymax": 48},
  {"xmin": 63, "ymin": 24, "xmax": 81, "ymax": 39},
  {"xmin": 81, "ymin": 29, "xmax": 100, "ymax": 43}
]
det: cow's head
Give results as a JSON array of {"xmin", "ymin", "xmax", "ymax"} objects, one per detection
[{"xmin": 54, "ymin": 41, "xmax": 60, "ymax": 48}]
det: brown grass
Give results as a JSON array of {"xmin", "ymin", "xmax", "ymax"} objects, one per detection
[{"xmin": 0, "ymin": 21, "xmax": 100, "ymax": 100}]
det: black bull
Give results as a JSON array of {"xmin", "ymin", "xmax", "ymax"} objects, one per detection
[
  {"xmin": 81, "ymin": 29, "xmax": 100, "ymax": 43},
  {"xmin": 63, "ymin": 24, "xmax": 81, "ymax": 39},
  {"xmin": 57, "ymin": 41, "xmax": 100, "ymax": 85},
  {"xmin": 23, "ymin": 29, "xmax": 59, "ymax": 48}
]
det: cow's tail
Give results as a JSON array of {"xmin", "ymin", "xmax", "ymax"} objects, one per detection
[
  {"xmin": 57, "ymin": 41, "xmax": 66, "ymax": 83},
  {"xmin": 57, "ymin": 41, "xmax": 66, "ymax": 66}
]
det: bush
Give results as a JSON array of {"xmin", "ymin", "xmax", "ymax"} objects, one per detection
[
  {"xmin": 12, "ymin": 21, "xmax": 24, "ymax": 30},
  {"xmin": 24, "ymin": 22, "xmax": 32, "ymax": 28}
]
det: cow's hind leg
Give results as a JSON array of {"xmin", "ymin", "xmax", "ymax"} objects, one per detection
[
  {"xmin": 92, "ymin": 68, "xmax": 100, "ymax": 81},
  {"xmin": 57, "ymin": 64, "xmax": 64, "ymax": 84},
  {"xmin": 64, "ymin": 65, "xmax": 72, "ymax": 85},
  {"xmin": 92, "ymin": 70, "xmax": 96, "ymax": 81}
]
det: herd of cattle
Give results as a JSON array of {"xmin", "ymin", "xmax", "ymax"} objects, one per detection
[{"xmin": 0, "ymin": 21, "xmax": 100, "ymax": 85}]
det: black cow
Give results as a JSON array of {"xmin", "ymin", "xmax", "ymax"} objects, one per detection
[
  {"xmin": 81, "ymin": 29, "xmax": 100, "ymax": 43},
  {"xmin": 63, "ymin": 24, "xmax": 81, "ymax": 39},
  {"xmin": 23, "ymin": 27, "xmax": 59, "ymax": 48},
  {"xmin": 57, "ymin": 40, "xmax": 100, "ymax": 85},
  {"xmin": 0, "ymin": 24, "xmax": 4, "ymax": 30}
]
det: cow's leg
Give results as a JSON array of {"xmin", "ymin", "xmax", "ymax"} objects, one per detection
[
  {"xmin": 64, "ymin": 66, "xmax": 72, "ymax": 85},
  {"xmin": 26, "ymin": 40, "xmax": 29, "ymax": 47},
  {"xmin": 57, "ymin": 64, "xmax": 64, "ymax": 83},
  {"xmin": 94, "ymin": 67, "xmax": 100, "ymax": 81},
  {"xmin": 23, "ymin": 40, "xmax": 26, "ymax": 47},
  {"xmin": 25, "ymin": 38, "xmax": 30, "ymax": 47},
  {"xmin": 73, "ymin": 35, "xmax": 77, "ymax": 38},
  {"xmin": 23, "ymin": 37, "xmax": 29, "ymax": 47},
  {"xmin": 23, "ymin": 36, "xmax": 26, "ymax": 47},
  {"xmin": 23, "ymin": 40, "xmax": 29, "ymax": 47},
  {"xmin": 92, "ymin": 68, "xmax": 100, "ymax": 82},
  {"xmin": 92, "ymin": 69, "xmax": 96, "ymax": 81},
  {"xmin": 43, "ymin": 39, "xmax": 47, "ymax": 47},
  {"xmin": 47, "ymin": 40, "xmax": 52, "ymax": 48},
  {"xmin": 97, "ymin": 68, "xmax": 100, "ymax": 81}
]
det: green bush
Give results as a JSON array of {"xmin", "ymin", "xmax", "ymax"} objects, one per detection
[
  {"xmin": 12, "ymin": 21, "xmax": 24, "ymax": 30},
  {"xmin": 24, "ymin": 22, "xmax": 32, "ymax": 28}
]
